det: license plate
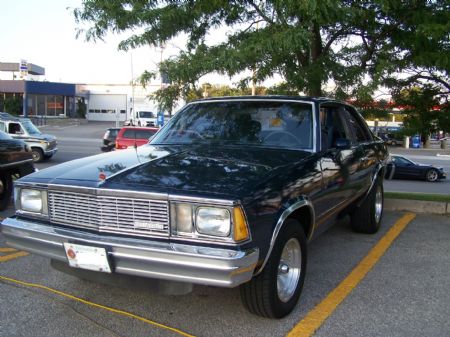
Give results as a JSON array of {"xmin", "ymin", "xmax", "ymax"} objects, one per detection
[{"xmin": 63, "ymin": 243, "xmax": 111, "ymax": 273}]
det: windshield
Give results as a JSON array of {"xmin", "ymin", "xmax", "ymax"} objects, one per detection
[
  {"xmin": 151, "ymin": 100, "xmax": 313, "ymax": 150},
  {"xmin": 22, "ymin": 120, "xmax": 41, "ymax": 135},
  {"xmin": 139, "ymin": 111, "xmax": 154, "ymax": 118}
]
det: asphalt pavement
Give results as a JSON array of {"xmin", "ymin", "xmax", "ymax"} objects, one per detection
[{"xmin": 1, "ymin": 211, "xmax": 449, "ymax": 337}]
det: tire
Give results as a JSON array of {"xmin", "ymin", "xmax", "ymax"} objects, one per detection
[
  {"xmin": 426, "ymin": 169, "xmax": 438, "ymax": 182},
  {"xmin": 0, "ymin": 173, "xmax": 13, "ymax": 211},
  {"xmin": 240, "ymin": 219, "xmax": 307, "ymax": 318},
  {"xmin": 31, "ymin": 148, "xmax": 44, "ymax": 162},
  {"xmin": 351, "ymin": 179, "xmax": 383, "ymax": 234}
]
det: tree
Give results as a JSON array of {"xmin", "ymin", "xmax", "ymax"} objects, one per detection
[
  {"xmin": 392, "ymin": 85, "xmax": 444, "ymax": 141},
  {"xmin": 74, "ymin": 1, "xmax": 449, "ymax": 108},
  {"xmin": 379, "ymin": 1, "xmax": 449, "ymax": 96}
]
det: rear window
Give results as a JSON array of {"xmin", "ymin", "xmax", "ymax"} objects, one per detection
[
  {"xmin": 122, "ymin": 129, "xmax": 156, "ymax": 139},
  {"xmin": 122, "ymin": 129, "xmax": 135, "ymax": 138},
  {"xmin": 135, "ymin": 129, "xmax": 157, "ymax": 139}
]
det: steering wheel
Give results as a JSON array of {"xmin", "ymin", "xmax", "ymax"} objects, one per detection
[
  {"xmin": 177, "ymin": 130, "xmax": 205, "ymax": 139},
  {"xmin": 263, "ymin": 131, "xmax": 302, "ymax": 146}
]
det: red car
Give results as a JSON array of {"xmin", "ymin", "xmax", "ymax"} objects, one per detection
[{"xmin": 115, "ymin": 127, "xmax": 159, "ymax": 150}]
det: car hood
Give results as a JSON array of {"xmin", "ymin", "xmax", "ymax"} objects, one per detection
[
  {"xmin": 21, "ymin": 144, "xmax": 311, "ymax": 197},
  {"xmin": 27, "ymin": 133, "xmax": 57, "ymax": 142}
]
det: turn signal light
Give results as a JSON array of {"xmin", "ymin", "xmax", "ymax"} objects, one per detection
[{"xmin": 233, "ymin": 206, "xmax": 249, "ymax": 242}]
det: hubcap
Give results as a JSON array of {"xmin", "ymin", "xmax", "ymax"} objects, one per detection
[
  {"xmin": 374, "ymin": 185, "xmax": 383, "ymax": 224},
  {"xmin": 277, "ymin": 238, "xmax": 301, "ymax": 303},
  {"xmin": 427, "ymin": 170, "xmax": 437, "ymax": 181},
  {"xmin": 0, "ymin": 179, "xmax": 4, "ymax": 195}
]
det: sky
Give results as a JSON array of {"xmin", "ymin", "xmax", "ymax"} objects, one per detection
[{"xmin": 0, "ymin": 0, "xmax": 200, "ymax": 85}]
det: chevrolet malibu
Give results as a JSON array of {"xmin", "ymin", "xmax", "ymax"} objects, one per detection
[{"xmin": 1, "ymin": 96, "xmax": 388, "ymax": 318}]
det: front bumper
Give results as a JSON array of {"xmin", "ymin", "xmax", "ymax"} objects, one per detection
[
  {"xmin": 44, "ymin": 147, "xmax": 58, "ymax": 156},
  {"xmin": 0, "ymin": 217, "xmax": 259, "ymax": 287}
]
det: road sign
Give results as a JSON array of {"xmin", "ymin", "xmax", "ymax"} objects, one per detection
[{"xmin": 19, "ymin": 59, "xmax": 28, "ymax": 77}]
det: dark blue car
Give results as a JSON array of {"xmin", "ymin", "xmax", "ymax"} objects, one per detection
[
  {"xmin": 1, "ymin": 96, "xmax": 388, "ymax": 318},
  {"xmin": 385, "ymin": 155, "xmax": 446, "ymax": 182}
]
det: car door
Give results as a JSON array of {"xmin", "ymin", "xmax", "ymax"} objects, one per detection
[
  {"xmin": 314, "ymin": 104, "xmax": 358, "ymax": 231},
  {"xmin": 339, "ymin": 105, "xmax": 375, "ymax": 195},
  {"xmin": 391, "ymin": 156, "xmax": 420, "ymax": 178}
]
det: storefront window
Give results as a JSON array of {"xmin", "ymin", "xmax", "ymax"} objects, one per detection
[{"xmin": 47, "ymin": 95, "xmax": 64, "ymax": 116}]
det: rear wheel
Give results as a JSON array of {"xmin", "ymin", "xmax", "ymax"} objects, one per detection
[
  {"xmin": 31, "ymin": 148, "xmax": 44, "ymax": 162},
  {"xmin": 0, "ymin": 173, "xmax": 13, "ymax": 211},
  {"xmin": 240, "ymin": 219, "xmax": 307, "ymax": 318},
  {"xmin": 351, "ymin": 179, "xmax": 383, "ymax": 234}
]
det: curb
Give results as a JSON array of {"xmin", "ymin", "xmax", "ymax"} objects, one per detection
[{"xmin": 385, "ymin": 198, "xmax": 450, "ymax": 215}]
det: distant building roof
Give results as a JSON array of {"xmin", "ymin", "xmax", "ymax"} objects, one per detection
[{"xmin": 0, "ymin": 62, "xmax": 45, "ymax": 75}]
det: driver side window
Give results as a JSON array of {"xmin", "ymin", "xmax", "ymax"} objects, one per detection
[{"xmin": 8, "ymin": 123, "xmax": 23, "ymax": 134}]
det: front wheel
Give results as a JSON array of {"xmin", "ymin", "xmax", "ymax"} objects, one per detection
[
  {"xmin": 351, "ymin": 179, "xmax": 383, "ymax": 234},
  {"xmin": 426, "ymin": 169, "xmax": 438, "ymax": 182},
  {"xmin": 31, "ymin": 148, "xmax": 44, "ymax": 162},
  {"xmin": 240, "ymin": 219, "xmax": 307, "ymax": 318},
  {"xmin": 0, "ymin": 173, "xmax": 13, "ymax": 211}
]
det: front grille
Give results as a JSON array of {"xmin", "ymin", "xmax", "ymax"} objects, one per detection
[
  {"xmin": 48, "ymin": 190, "xmax": 169, "ymax": 237},
  {"xmin": 48, "ymin": 140, "xmax": 57, "ymax": 150}
]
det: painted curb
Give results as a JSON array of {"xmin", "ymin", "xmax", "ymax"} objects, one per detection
[{"xmin": 385, "ymin": 198, "xmax": 450, "ymax": 215}]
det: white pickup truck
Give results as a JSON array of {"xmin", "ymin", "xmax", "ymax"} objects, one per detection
[{"xmin": 129, "ymin": 110, "xmax": 157, "ymax": 126}]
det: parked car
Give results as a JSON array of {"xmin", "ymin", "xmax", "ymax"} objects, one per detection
[
  {"xmin": 125, "ymin": 110, "xmax": 157, "ymax": 127},
  {"xmin": 0, "ymin": 113, "xmax": 58, "ymax": 162},
  {"xmin": 101, "ymin": 127, "xmax": 121, "ymax": 152},
  {"xmin": 379, "ymin": 132, "xmax": 404, "ymax": 146},
  {"xmin": 0, "ymin": 131, "xmax": 35, "ymax": 210},
  {"xmin": 1, "ymin": 96, "xmax": 388, "ymax": 318},
  {"xmin": 385, "ymin": 155, "xmax": 446, "ymax": 182},
  {"xmin": 115, "ymin": 126, "xmax": 159, "ymax": 150}
]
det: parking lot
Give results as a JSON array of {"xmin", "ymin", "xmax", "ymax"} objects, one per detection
[
  {"xmin": 1, "ymin": 209, "xmax": 449, "ymax": 337},
  {"xmin": 1, "ymin": 121, "xmax": 450, "ymax": 337}
]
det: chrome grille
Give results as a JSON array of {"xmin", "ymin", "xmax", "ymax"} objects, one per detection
[
  {"xmin": 48, "ymin": 140, "xmax": 57, "ymax": 150},
  {"xmin": 48, "ymin": 190, "xmax": 169, "ymax": 237}
]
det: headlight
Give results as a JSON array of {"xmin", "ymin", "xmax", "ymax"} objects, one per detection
[
  {"xmin": 17, "ymin": 188, "xmax": 48, "ymax": 215},
  {"xmin": 196, "ymin": 207, "xmax": 231, "ymax": 237},
  {"xmin": 170, "ymin": 202, "xmax": 249, "ymax": 242}
]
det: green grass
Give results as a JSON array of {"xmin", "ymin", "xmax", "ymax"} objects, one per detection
[{"xmin": 385, "ymin": 192, "xmax": 450, "ymax": 203}]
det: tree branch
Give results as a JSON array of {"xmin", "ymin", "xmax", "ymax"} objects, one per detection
[{"xmin": 248, "ymin": 1, "xmax": 274, "ymax": 24}]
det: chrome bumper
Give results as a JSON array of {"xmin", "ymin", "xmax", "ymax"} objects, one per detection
[
  {"xmin": 1, "ymin": 217, "xmax": 258, "ymax": 287},
  {"xmin": 44, "ymin": 148, "xmax": 58, "ymax": 156}
]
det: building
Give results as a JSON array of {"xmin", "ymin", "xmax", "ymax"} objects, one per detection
[{"xmin": 1, "ymin": 61, "xmax": 167, "ymax": 122}]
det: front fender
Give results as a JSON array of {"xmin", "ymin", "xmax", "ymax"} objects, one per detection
[{"xmin": 254, "ymin": 196, "xmax": 314, "ymax": 275}]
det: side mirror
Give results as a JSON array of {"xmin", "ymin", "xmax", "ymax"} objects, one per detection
[{"xmin": 334, "ymin": 138, "xmax": 351, "ymax": 150}]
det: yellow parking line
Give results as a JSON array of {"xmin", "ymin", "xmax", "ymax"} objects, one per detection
[
  {"xmin": 0, "ymin": 247, "xmax": 18, "ymax": 253},
  {"xmin": 0, "ymin": 275, "xmax": 195, "ymax": 337},
  {"xmin": 287, "ymin": 212, "xmax": 416, "ymax": 337},
  {"xmin": 0, "ymin": 251, "xmax": 29, "ymax": 263}
]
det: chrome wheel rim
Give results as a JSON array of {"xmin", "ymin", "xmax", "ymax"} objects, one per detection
[
  {"xmin": 32, "ymin": 151, "xmax": 39, "ymax": 161},
  {"xmin": 374, "ymin": 185, "xmax": 383, "ymax": 224},
  {"xmin": 427, "ymin": 170, "xmax": 437, "ymax": 182},
  {"xmin": 277, "ymin": 238, "xmax": 301, "ymax": 303},
  {"xmin": 0, "ymin": 178, "xmax": 4, "ymax": 195}
]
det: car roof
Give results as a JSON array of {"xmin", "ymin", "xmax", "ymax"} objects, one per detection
[
  {"xmin": 189, "ymin": 95, "xmax": 345, "ymax": 105},
  {"xmin": 120, "ymin": 126, "xmax": 159, "ymax": 131}
]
